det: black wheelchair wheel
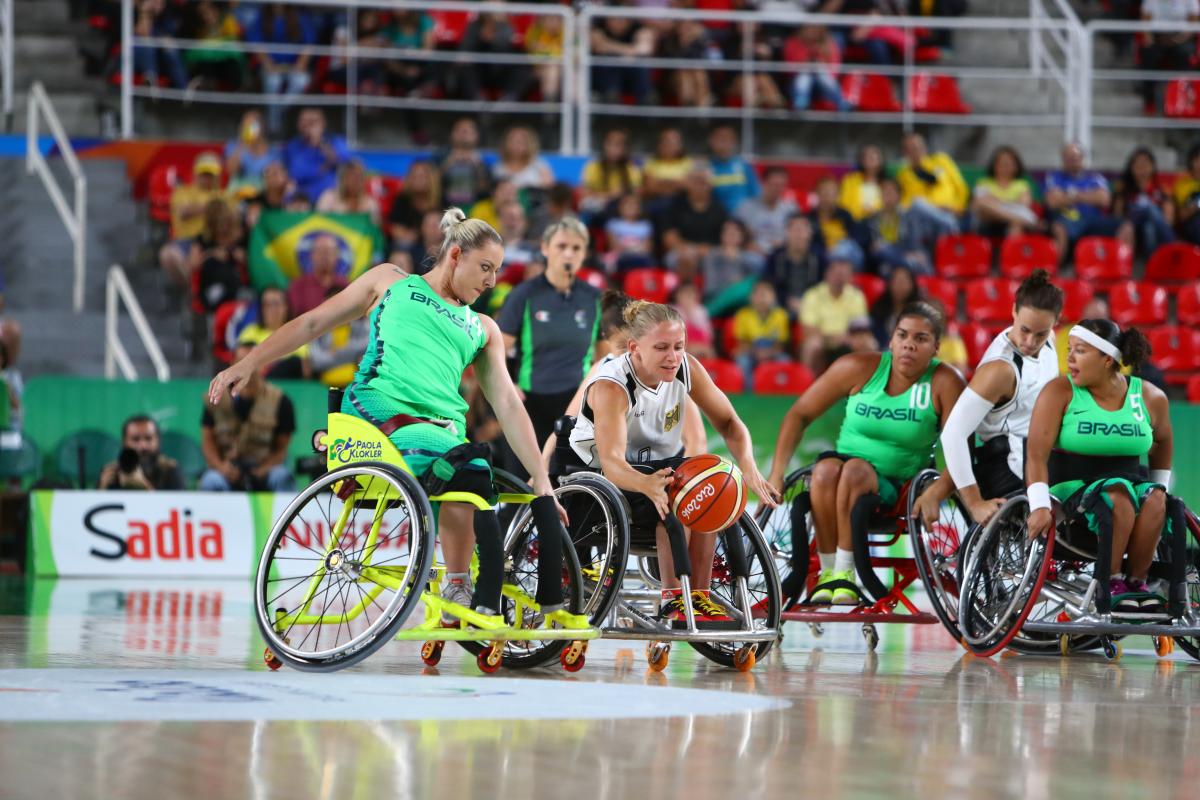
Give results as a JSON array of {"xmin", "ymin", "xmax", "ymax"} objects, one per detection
[
  {"xmin": 753, "ymin": 467, "xmax": 814, "ymax": 610},
  {"xmin": 555, "ymin": 472, "xmax": 632, "ymax": 624},
  {"xmin": 909, "ymin": 469, "xmax": 969, "ymax": 641},
  {"xmin": 1172, "ymin": 508, "xmax": 1200, "ymax": 663}
]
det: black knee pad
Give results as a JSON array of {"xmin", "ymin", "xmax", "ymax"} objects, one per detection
[
  {"xmin": 1167, "ymin": 495, "xmax": 1187, "ymax": 617},
  {"xmin": 1080, "ymin": 491, "xmax": 1115, "ymax": 613},
  {"xmin": 530, "ymin": 495, "xmax": 565, "ymax": 607},
  {"xmin": 663, "ymin": 514, "xmax": 692, "ymax": 579},
  {"xmin": 472, "ymin": 509, "xmax": 504, "ymax": 612}
]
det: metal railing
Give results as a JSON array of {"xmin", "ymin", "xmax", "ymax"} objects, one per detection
[
  {"xmin": 1030, "ymin": 0, "xmax": 1087, "ymax": 147},
  {"xmin": 105, "ymin": 264, "xmax": 170, "ymax": 382},
  {"xmin": 120, "ymin": 0, "xmax": 574, "ymax": 150},
  {"xmin": 0, "ymin": 0, "xmax": 12, "ymax": 130},
  {"xmin": 25, "ymin": 82, "xmax": 87, "ymax": 313}
]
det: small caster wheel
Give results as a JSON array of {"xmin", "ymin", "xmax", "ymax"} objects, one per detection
[
  {"xmin": 809, "ymin": 623, "xmax": 824, "ymax": 638},
  {"xmin": 647, "ymin": 642, "xmax": 670, "ymax": 672},
  {"xmin": 1155, "ymin": 636, "xmax": 1174, "ymax": 657},
  {"xmin": 733, "ymin": 645, "xmax": 757, "ymax": 672},
  {"xmin": 561, "ymin": 645, "xmax": 586, "ymax": 673},
  {"xmin": 1059, "ymin": 635, "xmax": 1071, "ymax": 656},
  {"xmin": 264, "ymin": 648, "xmax": 283, "ymax": 671},
  {"xmin": 477, "ymin": 643, "xmax": 503, "ymax": 674},
  {"xmin": 862, "ymin": 623, "xmax": 879, "ymax": 652},
  {"xmin": 1102, "ymin": 638, "xmax": 1122, "ymax": 662},
  {"xmin": 421, "ymin": 640, "xmax": 444, "ymax": 666}
]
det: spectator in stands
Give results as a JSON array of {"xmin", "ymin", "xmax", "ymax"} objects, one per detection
[
  {"xmin": 283, "ymin": 108, "xmax": 349, "ymax": 207},
  {"xmin": 1113, "ymin": 146, "xmax": 1176, "ymax": 258},
  {"xmin": 736, "ymin": 166, "xmax": 799, "ymax": 253},
  {"xmin": 0, "ymin": 340, "xmax": 20, "ymax": 433},
  {"xmin": 498, "ymin": 202, "xmax": 540, "ymax": 268},
  {"xmin": 868, "ymin": 264, "xmax": 920, "ymax": 347},
  {"xmin": 580, "ymin": 129, "xmax": 642, "ymax": 220},
  {"xmin": 708, "ymin": 125, "xmax": 761, "ymax": 213},
  {"xmin": 236, "ymin": 287, "xmax": 310, "ymax": 380},
  {"xmin": 971, "ymin": 145, "xmax": 1039, "ymax": 238},
  {"xmin": 98, "ymin": 415, "xmax": 185, "ymax": 491},
  {"xmin": 847, "ymin": 316, "xmax": 879, "ymax": 353},
  {"xmin": 438, "ymin": 118, "xmax": 492, "ymax": 210},
  {"xmin": 190, "ymin": 199, "xmax": 246, "ymax": 313},
  {"xmin": 1044, "ymin": 142, "xmax": 1134, "ymax": 259},
  {"xmin": 454, "ymin": 13, "xmax": 530, "ymax": 101},
  {"xmin": 309, "ymin": 286, "xmax": 369, "ymax": 389},
  {"xmin": 605, "ymin": 193, "xmax": 656, "ymax": 273},
  {"xmin": 1139, "ymin": 0, "xmax": 1200, "ymax": 114},
  {"xmin": 937, "ymin": 322, "xmax": 969, "ymax": 376},
  {"xmin": 702, "ymin": 218, "xmax": 766, "ymax": 315},
  {"xmin": 642, "ymin": 127, "xmax": 694, "ymax": 207},
  {"xmin": 471, "ymin": 179, "xmax": 519, "ymax": 232},
  {"xmin": 184, "ymin": 0, "xmax": 246, "ymax": 91},
  {"xmin": 383, "ymin": 11, "xmax": 436, "ymax": 98},
  {"xmin": 249, "ymin": 4, "xmax": 317, "ymax": 135},
  {"xmin": 526, "ymin": 13, "xmax": 566, "ymax": 103},
  {"xmin": 224, "ymin": 111, "xmax": 277, "ymax": 194},
  {"xmin": 316, "ymin": 159, "xmax": 382, "ymax": 227},
  {"xmin": 840, "ymin": 144, "xmax": 886, "ymax": 221},
  {"xmin": 671, "ymin": 283, "xmax": 716, "ymax": 360},
  {"xmin": 387, "ymin": 160, "xmax": 441, "ymax": 268},
  {"xmin": 406, "ymin": 210, "xmax": 446, "ymax": 276},
  {"xmin": 133, "ymin": 0, "xmax": 188, "ymax": 90},
  {"xmin": 664, "ymin": 19, "xmax": 719, "ymax": 107},
  {"xmin": 199, "ymin": 339, "xmax": 296, "ymax": 492},
  {"xmin": 590, "ymin": 12, "xmax": 656, "ymax": 105},
  {"xmin": 287, "ymin": 234, "xmax": 346, "ymax": 317},
  {"xmin": 897, "ymin": 132, "xmax": 966, "ymax": 251},
  {"xmin": 808, "ymin": 176, "xmax": 867, "ymax": 263},
  {"xmin": 831, "ymin": 0, "xmax": 915, "ymax": 64},
  {"xmin": 1174, "ymin": 142, "xmax": 1200, "ymax": 245},
  {"xmin": 529, "ymin": 182, "xmax": 577, "ymax": 240},
  {"xmin": 799, "ymin": 253, "xmax": 868, "ymax": 374},
  {"xmin": 492, "ymin": 127, "xmax": 554, "ymax": 192},
  {"xmin": 763, "ymin": 214, "xmax": 824, "ymax": 316},
  {"xmin": 784, "ymin": 25, "xmax": 851, "ymax": 111},
  {"xmin": 659, "ymin": 162, "xmax": 729, "ymax": 281},
  {"xmin": 867, "ymin": 176, "xmax": 931, "ymax": 275},
  {"xmin": 733, "ymin": 280, "xmax": 791, "ymax": 387},
  {"xmin": 244, "ymin": 160, "xmax": 292, "ymax": 230},
  {"xmin": 160, "ymin": 151, "xmax": 232, "ymax": 289}
]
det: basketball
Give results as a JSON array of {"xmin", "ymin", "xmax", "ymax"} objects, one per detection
[{"xmin": 669, "ymin": 454, "xmax": 746, "ymax": 534}]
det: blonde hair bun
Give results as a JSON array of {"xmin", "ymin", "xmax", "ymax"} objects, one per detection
[
  {"xmin": 622, "ymin": 299, "xmax": 683, "ymax": 339},
  {"xmin": 439, "ymin": 207, "xmax": 468, "ymax": 234}
]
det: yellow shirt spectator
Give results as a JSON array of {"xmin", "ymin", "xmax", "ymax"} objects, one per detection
[
  {"xmin": 238, "ymin": 323, "xmax": 310, "ymax": 360},
  {"xmin": 897, "ymin": 153, "xmax": 969, "ymax": 214},
  {"xmin": 839, "ymin": 171, "xmax": 883, "ymax": 220},
  {"xmin": 169, "ymin": 184, "xmax": 234, "ymax": 240},
  {"xmin": 1173, "ymin": 173, "xmax": 1200, "ymax": 210},
  {"xmin": 643, "ymin": 157, "xmax": 693, "ymax": 186},
  {"xmin": 732, "ymin": 306, "xmax": 790, "ymax": 348},
  {"xmin": 799, "ymin": 283, "xmax": 868, "ymax": 338},
  {"xmin": 581, "ymin": 160, "xmax": 643, "ymax": 195}
]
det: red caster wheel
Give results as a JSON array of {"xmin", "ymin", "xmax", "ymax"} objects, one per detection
[
  {"xmin": 561, "ymin": 641, "xmax": 587, "ymax": 672},
  {"xmin": 421, "ymin": 640, "xmax": 444, "ymax": 666},
  {"xmin": 477, "ymin": 643, "xmax": 503, "ymax": 674},
  {"xmin": 264, "ymin": 648, "xmax": 283, "ymax": 671}
]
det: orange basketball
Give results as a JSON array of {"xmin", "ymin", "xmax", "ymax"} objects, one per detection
[{"xmin": 669, "ymin": 454, "xmax": 746, "ymax": 534}]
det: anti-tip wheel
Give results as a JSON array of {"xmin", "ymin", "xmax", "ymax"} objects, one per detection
[
  {"xmin": 733, "ymin": 646, "xmax": 757, "ymax": 672},
  {"xmin": 264, "ymin": 648, "xmax": 283, "ymax": 671},
  {"xmin": 421, "ymin": 640, "xmax": 444, "ymax": 667},
  {"xmin": 1155, "ymin": 636, "xmax": 1174, "ymax": 658},
  {"xmin": 561, "ymin": 650, "xmax": 586, "ymax": 673},
  {"xmin": 1102, "ymin": 639, "xmax": 1122, "ymax": 662},
  {"xmin": 477, "ymin": 643, "xmax": 504, "ymax": 674},
  {"xmin": 862, "ymin": 624, "xmax": 879, "ymax": 652},
  {"xmin": 647, "ymin": 642, "xmax": 670, "ymax": 672},
  {"xmin": 1059, "ymin": 635, "xmax": 1071, "ymax": 657},
  {"xmin": 809, "ymin": 623, "xmax": 824, "ymax": 638}
]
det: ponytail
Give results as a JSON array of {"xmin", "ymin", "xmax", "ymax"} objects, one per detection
[
  {"xmin": 623, "ymin": 299, "xmax": 683, "ymax": 340},
  {"xmin": 1014, "ymin": 268, "xmax": 1064, "ymax": 316},
  {"xmin": 436, "ymin": 207, "xmax": 502, "ymax": 265}
]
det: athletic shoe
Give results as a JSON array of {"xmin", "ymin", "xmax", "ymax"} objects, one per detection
[
  {"xmin": 1128, "ymin": 579, "xmax": 1167, "ymax": 614},
  {"xmin": 830, "ymin": 569, "xmax": 863, "ymax": 606},
  {"xmin": 808, "ymin": 569, "xmax": 837, "ymax": 605},
  {"xmin": 660, "ymin": 591, "xmax": 688, "ymax": 628},
  {"xmin": 690, "ymin": 590, "xmax": 737, "ymax": 629},
  {"xmin": 1109, "ymin": 577, "xmax": 1140, "ymax": 613},
  {"xmin": 441, "ymin": 576, "xmax": 473, "ymax": 625}
]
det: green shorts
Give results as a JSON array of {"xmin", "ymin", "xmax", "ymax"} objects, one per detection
[{"xmin": 1051, "ymin": 477, "xmax": 1170, "ymax": 537}]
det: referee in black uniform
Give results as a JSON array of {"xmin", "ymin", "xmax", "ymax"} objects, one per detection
[{"xmin": 496, "ymin": 217, "xmax": 600, "ymax": 477}]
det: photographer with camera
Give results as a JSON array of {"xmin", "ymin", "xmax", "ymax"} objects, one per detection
[
  {"xmin": 98, "ymin": 416, "xmax": 185, "ymax": 491},
  {"xmin": 199, "ymin": 340, "xmax": 296, "ymax": 492}
]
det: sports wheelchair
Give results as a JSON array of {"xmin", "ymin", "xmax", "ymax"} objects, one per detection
[
  {"xmin": 528, "ymin": 419, "xmax": 783, "ymax": 672},
  {"xmin": 957, "ymin": 487, "xmax": 1200, "ymax": 661},
  {"xmin": 755, "ymin": 464, "xmax": 970, "ymax": 650},
  {"xmin": 254, "ymin": 391, "xmax": 599, "ymax": 674}
]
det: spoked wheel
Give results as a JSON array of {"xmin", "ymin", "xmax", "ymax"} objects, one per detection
[
  {"xmin": 555, "ymin": 473, "xmax": 631, "ymax": 622},
  {"xmin": 957, "ymin": 495, "xmax": 1054, "ymax": 657},
  {"xmin": 254, "ymin": 462, "xmax": 435, "ymax": 671},
  {"xmin": 753, "ymin": 467, "xmax": 814, "ymax": 610},
  {"xmin": 908, "ymin": 469, "xmax": 970, "ymax": 641},
  {"xmin": 1174, "ymin": 510, "xmax": 1200, "ymax": 663},
  {"xmin": 1005, "ymin": 556, "xmax": 1101, "ymax": 655},
  {"xmin": 689, "ymin": 513, "xmax": 782, "ymax": 668}
]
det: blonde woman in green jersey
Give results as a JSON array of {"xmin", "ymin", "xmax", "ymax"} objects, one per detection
[{"xmin": 209, "ymin": 208, "xmax": 569, "ymax": 620}]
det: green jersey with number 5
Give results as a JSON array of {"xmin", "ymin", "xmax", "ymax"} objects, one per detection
[{"xmin": 1055, "ymin": 375, "xmax": 1152, "ymax": 457}]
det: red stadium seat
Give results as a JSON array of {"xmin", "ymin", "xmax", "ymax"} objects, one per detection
[
  {"xmin": 998, "ymin": 235, "xmax": 1059, "ymax": 280},
  {"xmin": 841, "ymin": 73, "xmax": 902, "ymax": 113},
  {"xmin": 1165, "ymin": 78, "xmax": 1200, "ymax": 119},
  {"xmin": 576, "ymin": 268, "xmax": 608, "ymax": 291},
  {"xmin": 964, "ymin": 278, "xmax": 1019, "ymax": 324},
  {"xmin": 1147, "ymin": 326, "xmax": 1200, "ymax": 380},
  {"xmin": 1143, "ymin": 242, "xmax": 1200, "ymax": 283},
  {"xmin": 1108, "ymin": 281, "xmax": 1169, "ymax": 327},
  {"xmin": 1178, "ymin": 283, "xmax": 1200, "ymax": 326},
  {"xmin": 1058, "ymin": 278, "xmax": 1096, "ymax": 322},
  {"xmin": 211, "ymin": 300, "xmax": 246, "ymax": 365},
  {"xmin": 853, "ymin": 273, "xmax": 886, "ymax": 307},
  {"xmin": 935, "ymin": 234, "xmax": 993, "ymax": 280},
  {"xmin": 698, "ymin": 358, "xmax": 745, "ymax": 394},
  {"xmin": 1073, "ymin": 236, "xmax": 1132, "ymax": 284},
  {"xmin": 752, "ymin": 361, "xmax": 814, "ymax": 395},
  {"xmin": 147, "ymin": 164, "xmax": 179, "ymax": 224},
  {"xmin": 1189, "ymin": 374, "xmax": 1200, "ymax": 403},
  {"xmin": 959, "ymin": 322, "xmax": 994, "ymax": 367},
  {"xmin": 430, "ymin": 10, "xmax": 473, "ymax": 46},
  {"xmin": 908, "ymin": 73, "xmax": 971, "ymax": 114},
  {"xmin": 917, "ymin": 276, "xmax": 959, "ymax": 318},
  {"xmin": 623, "ymin": 268, "xmax": 679, "ymax": 304}
]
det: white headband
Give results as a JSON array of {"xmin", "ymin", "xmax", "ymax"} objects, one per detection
[{"xmin": 1069, "ymin": 325, "xmax": 1122, "ymax": 363}]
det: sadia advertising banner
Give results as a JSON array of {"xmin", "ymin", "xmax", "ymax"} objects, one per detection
[{"xmin": 30, "ymin": 491, "xmax": 270, "ymax": 577}]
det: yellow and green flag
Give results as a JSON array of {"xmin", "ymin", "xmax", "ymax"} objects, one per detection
[{"xmin": 248, "ymin": 211, "xmax": 383, "ymax": 290}]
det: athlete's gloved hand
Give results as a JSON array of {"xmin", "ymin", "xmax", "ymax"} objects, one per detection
[
  {"xmin": 965, "ymin": 498, "xmax": 1005, "ymax": 526},
  {"xmin": 1026, "ymin": 507, "xmax": 1053, "ymax": 540}
]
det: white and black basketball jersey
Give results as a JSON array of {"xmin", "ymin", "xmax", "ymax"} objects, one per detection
[
  {"xmin": 569, "ymin": 353, "xmax": 690, "ymax": 467},
  {"xmin": 974, "ymin": 327, "xmax": 1058, "ymax": 480}
]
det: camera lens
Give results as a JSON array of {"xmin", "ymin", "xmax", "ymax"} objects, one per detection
[{"xmin": 118, "ymin": 448, "xmax": 139, "ymax": 473}]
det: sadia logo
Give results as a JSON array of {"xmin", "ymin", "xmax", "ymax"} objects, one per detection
[
  {"xmin": 330, "ymin": 437, "xmax": 384, "ymax": 464},
  {"xmin": 680, "ymin": 483, "xmax": 716, "ymax": 521},
  {"xmin": 85, "ymin": 505, "xmax": 224, "ymax": 561}
]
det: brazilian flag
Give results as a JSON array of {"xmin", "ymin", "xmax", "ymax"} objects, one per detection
[{"xmin": 248, "ymin": 211, "xmax": 383, "ymax": 290}]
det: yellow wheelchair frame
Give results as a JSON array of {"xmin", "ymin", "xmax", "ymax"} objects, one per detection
[{"xmin": 257, "ymin": 412, "xmax": 598, "ymax": 673}]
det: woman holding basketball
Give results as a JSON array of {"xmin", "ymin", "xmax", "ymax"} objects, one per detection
[
  {"xmin": 567, "ymin": 300, "xmax": 779, "ymax": 625},
  {"xmin": 767, "ymin": 302, "xmax": 965, "ymax": 604}
]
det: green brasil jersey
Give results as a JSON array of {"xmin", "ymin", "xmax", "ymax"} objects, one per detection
[
  {"xmin": 347, "ymin": 274, "xmax": 487, "ymax": 436},
  {"xmin": 835, "ymin": 352, "xmax": 941, "ymax": 481},
  {"xmin": 1055, "ymin": 375, "xmax": 1152, "ymax": 458}
]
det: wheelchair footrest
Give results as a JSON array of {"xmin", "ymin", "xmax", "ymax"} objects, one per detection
[
  {"xmin": 1022, "ymin": 619, "xmax": 1199, "ymax": 638},
  {"xmin": 396, "ymin": 626, "xmax": 602, "ymax": 642},
  {"xmin": 782, "ymin": 607, "xmax": 939, "ymax": 625}
]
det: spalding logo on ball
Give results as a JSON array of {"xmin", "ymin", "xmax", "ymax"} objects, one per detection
[{"xmin": 669, "ymin": 454, "xmax": 746, "ymax": 534}]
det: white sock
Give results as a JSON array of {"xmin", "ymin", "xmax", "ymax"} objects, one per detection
[
  {"xmin": 1111, "ymin": 572, "xmax": 1125, "ymax": 582},
  {"xmin": 834, "ymin": 548, "xmax": 855, "ymax": 574},
  {"xmin": 818, "ymin": 552, "xmax": 835, "ymax": 572}
]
